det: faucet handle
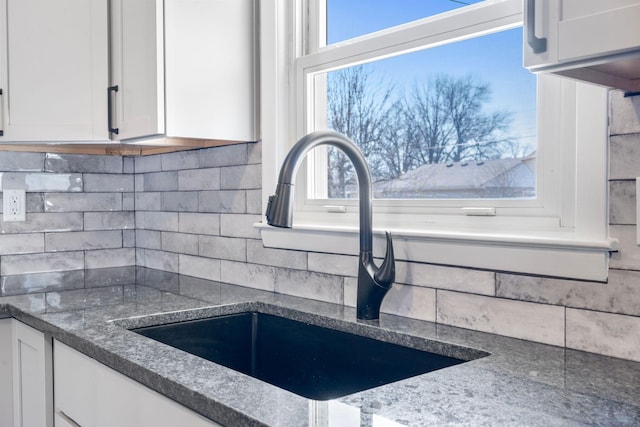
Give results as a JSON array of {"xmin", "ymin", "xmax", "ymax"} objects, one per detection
[{"xmin": 374, "ymin": 231, "xmax": 395, "ymax": 286}]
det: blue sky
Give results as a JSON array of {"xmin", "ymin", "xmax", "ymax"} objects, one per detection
[{"xmin": 326, "ymin": 0, "xmax": 537, "ymax": 155}]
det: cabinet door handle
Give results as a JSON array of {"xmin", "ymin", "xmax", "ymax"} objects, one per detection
[
  {"xmin": 526, "ymin": 0, "xmax": 547, "ymax": 54},
  {"xmin": 0, "ymin": 88, "xmax": 4, "ymax": 137},
  {"xmin": 108, "ymin": 85, "xmax": 119, "ymax": 135}
]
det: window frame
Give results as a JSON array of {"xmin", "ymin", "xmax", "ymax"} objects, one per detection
[{"xmin": 258, "ymin": 0, "xmax": 617, "ymax": 281}]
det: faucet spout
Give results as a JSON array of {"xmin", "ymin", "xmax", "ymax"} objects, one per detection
[{"xmin": 266, "ymin": 130, "xmax": 395, "ymax": 320}]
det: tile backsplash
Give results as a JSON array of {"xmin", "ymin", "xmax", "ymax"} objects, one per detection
[
  {"xmin": 1, "ymin": 91, "xmax": 640, "ymax": 362},
  {"xmin": 0, "ymin": 153, "xmax": 135, "ymax": 290}
]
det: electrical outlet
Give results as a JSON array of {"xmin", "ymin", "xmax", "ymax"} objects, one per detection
[{"xmin": 3, "ymin": 189, "xmax": 26, "ymax": 222}]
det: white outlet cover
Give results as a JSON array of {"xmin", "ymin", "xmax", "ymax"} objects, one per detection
[{"xmin": 3, "ymin": 189, "xmax": 26, "ymax": 222}]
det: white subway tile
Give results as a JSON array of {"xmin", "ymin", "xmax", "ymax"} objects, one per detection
[
  {"xmin": 178, "ymin": 168, "xmax": 221, "ymax": 191},
  {"xmin": 247, "ymin": 141, "xmax": 261, "ymax": 165},
  {"xmin": 135, "ymin": 154, "xmax": 162, "ymax": 173},
  {"xmin": 199, "ymin": 235, "xmax": 246, "ymax": 261},
  {"xmin": 0, "ymin": 234, "xmax": 44, "ymax": 255},
  {"xmin": 497, "ymin": 269, "xmax": 640, "ymax": 316},
  {"xmin": 3, "ymin": 172, "xmax": 82, "ymax": 191},
  {"xmin": 161, "ymin": 150, "xmax": 199, "ymax": 171},
  {"xmin": 45, "ymin": 231, "xmax": 122, "ymax": 252},
  {"xmin": 123, "ymin": 230, "xmax": 136, "ymax": 248},
  {"xmin": 246, "ymin": 239, "xmax": 307, "ymax": 270},
  {"xmin": 136, "ymin": 249, "xmax": 179, "ymax": 273},
  {"xmin": 0, "ymin": 152, "xmax": 43, "ymax": 171},
  {"xmin": 221, "ymin": 164, "xmax": 261, "ymax": 190},
  {"xmin": 85, "ymin": 248, "xmax": 135, "ymax": 269},
  {"xmin": 567, "ymin": 308, "xmax": 640, "ymax": 362},
  {"xmin": 122, "ymin": 192, "xmax": 135, "ymax": 211},
  {"xmin": 44, "ymin": 193, "xmax": 122, "ymax": 212},
  {"xmin": 437, "ymin": 291, "xmax": 565, "ymax": 347},
  {"xmin": 220, "ymin": 214, "xmax": 261, "ymax": 239},
  {"xmin": 199, "ymin": 144, "xmax": 247, "ymax": 167},
  {"xmin": 178, "ymin": 212, "xmax": 220, "ymax": 235},
  {"xmin": 396, "ymin": 261, "xmax": 495, "ymax": 295},
  {"xmin": 609, "ymin": 181, "xmax": 636, "ymax": 225},
  {"xmin": 84, "ymin": 174, "xmax": 134, "ymax": 192},
  {"xmin": 308, "ymin": 252, "xmax": 358, "ymax": 277},
  {"xmin": 220, "ymin": 260, "xmax": 276, "ymax": 291},
  {"xmin": 609, "ymin": 134, "xmax": 640, "ymax": 180},
  {"xmin": 246, "ymin": 189, "xmax": 262, "ymax": 215},
  {"xmin": 610, "ymin": 90, "xmax": 640, "ymax": 135},
  {"xmin": 143, "ymin": 171, "xmax": 178, "ymax": 191},
  {"xmin": 136, "ymin": 230, "xmax": 162, "ymax": 250},
  {"xmin": 1, "ymin": 251, "xmax": 84, "ymax": 275},
  {"xmin": 137, "ymin": 211, "xmax": 179, "ymax": 232},
  {"xmin": 84, "ymin": 212, "xmax": 134, "ymax": 231},
  {"xmin": 199, "ymin": 190, "xmax": 246, "ymax": 213},
  {"xmin": 179, "ymin": 254, "xmax": 221, "ymax": 281},
  {"xmin": 162, "ymin": 232, "xmax": 199, "ymax": 255},
  {"xmin": 135, "ymin": 192, "xmax": 162, "ymax": 211},
  {"xmin": 45, "ymin": 154, "xmax": 122, "ymax": 173},
  {"xmin": 381, "ymin": 284, "xmax": 436, "ymax": 322},
  {"xmin": 0, "ymin": 213, "xmax": 83, "ymax": 233},
  {"xmin": 609, "ymin": 225, "xmax": 640, "ymax": 271},
  {"xmin": 344, "ymin": 277, "xmax": 357, "ymax": 307},
  {"xmin": 274, "ymin": 267, "xmax": 343, "ymax": 304},
  {"xmin": 161, "ymin": 191, "xmax": 199, "ymax": 212}
]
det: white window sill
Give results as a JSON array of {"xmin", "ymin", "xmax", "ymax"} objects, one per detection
[{"xmin": 256, "ymin": 222, "xmax": 618, "ymax": 282}]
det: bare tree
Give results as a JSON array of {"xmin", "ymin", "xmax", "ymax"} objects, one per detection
[
  {"xmin": 408, "ymin": 74, "xmax": 513, "ymax": 164},
  {"xmin": 326, "ymin": 70, "xmax": 517, "ymax": 197},
  {"xmin": 327, "ymin": 66, "xmax": 394, "ymax": 197}
]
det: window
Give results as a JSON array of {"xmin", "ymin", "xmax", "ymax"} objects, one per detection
[{"xmin": 259, "ymin": 0, "xmax": 616, "ymax": 281}]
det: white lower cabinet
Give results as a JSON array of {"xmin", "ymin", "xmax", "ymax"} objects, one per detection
[
  {"xmin": 13, "ymin": 319, "xmax": 54, "ymax": 427},
  {"xmin": 54, "ymin": 340, "xmax": 221, "ymax": 427},
  {"xmin": 0, "ymin": 318, "xmax": 55, "ymax": 427},
  {"xmin": 0, "ymin": 318, "xmax": 13, "ymax": 427}
]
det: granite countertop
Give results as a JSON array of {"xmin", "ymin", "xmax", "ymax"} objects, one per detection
[{"xmin": 1, "ymin": 267, "xmax": 639, "ymax": 426}]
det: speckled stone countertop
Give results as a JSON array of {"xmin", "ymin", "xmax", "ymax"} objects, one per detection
[{"xmin": 1, "ymin": 267, "xmax": 639, "ymax": 426}]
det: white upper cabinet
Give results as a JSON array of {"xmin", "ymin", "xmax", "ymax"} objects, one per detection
[
  {"xmin": 524, "ymin": 0, "xmax": 640, "ymax": 92},
  {"xmin": 164, "ymin": 0, "xmax": 259, "ymax": 142},
  {"xmin": 0, "ymin": 0, "xmax": 258, "ymax": 146},
  {"xmin": 0, "ymin": 0, "xmax": 109, "ymax": 142},
  {"xmin": 109, "ymin": 0, "xmax": 164, "ymax": 141}
]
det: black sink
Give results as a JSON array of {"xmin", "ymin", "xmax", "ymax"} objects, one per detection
[{"xmin": 132, "ymin": 312, "xmax": 466, "ymax": 400}]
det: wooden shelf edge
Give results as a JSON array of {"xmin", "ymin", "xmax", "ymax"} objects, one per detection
[{"xmin": 0, "ymin": 137, "xmax": 258, "ymax": 156}]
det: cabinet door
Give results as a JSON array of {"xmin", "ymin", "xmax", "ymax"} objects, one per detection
[
  {"xmin": 55, "ymin": 341, "xmax": 221, "ymax": 427},
  {"xmin": 524, "ymin": 0, "xmax": 640, "ymax": 67},
  {"xmin": 558, "ymin": 0, "xmax": 640, "ymax": 62},
  {"xmin": 164, "ymin": 0, "xmax": 258, "ymax": 142},
  {"xmin": 0, "ymin": 318, "xmax": 13, "ymax": 427},
  {"xmin": 0, "ymin": 0, "xmax": 109, "ymax": 142},
  {"xmin": 110, "ymin": 0, "xmax": 164, "ymax": 141},
  {"xmin": 12, "ymin": 320, "xmax": 53, "ymax": 427}
]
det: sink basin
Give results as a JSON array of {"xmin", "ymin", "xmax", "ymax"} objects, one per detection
[{"xmin": 132, "ymin": 311, "xmax": 471, "ymax": 400}]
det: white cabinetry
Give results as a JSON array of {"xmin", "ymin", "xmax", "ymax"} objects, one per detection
[
  {"xmin": 109, "ymin": 0, "xmax": 164, "ymax": 141},
  {"xmin": 12, "ymin": 319, "xmax": 53, "ymax": 427},
  {"xmin": 0, "ymin": 0, "xmax": 258, "ymax": 147},
  {"xmin": 54, "ymin": 340, "xmax": 221, "ymax": 427},
  {"xmin": 0, "ymin": 318, "xmax": 13, "ymax": 427},
  {"xmin": 0, "ymin": 0, "xmax": 109, "ymax": 142},
  {"xmin": 164, "ymin": 0, "xmax": 258, "ymax": 141},
  {"xmin": 524, "ymin": 0, "xmax": 640, "ymax": 91}
]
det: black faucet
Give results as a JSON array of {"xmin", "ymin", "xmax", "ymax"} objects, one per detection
[{"xmin": 265, "ymin": 130, "xmax": 395, "ymax": 320}]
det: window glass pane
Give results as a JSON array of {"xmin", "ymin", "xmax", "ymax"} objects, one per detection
[
  {"xmin": 317, "ymin": 28, "xmax": 537, "ymax": 200},
  {"xmin": 326, "ymin": 0, "xmax": 486, "ymax": 44}
]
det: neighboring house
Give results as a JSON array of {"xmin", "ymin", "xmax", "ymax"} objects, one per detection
[{"xmin": 370, "ymin": 154, "xmax": 536, "ymax": 199}]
